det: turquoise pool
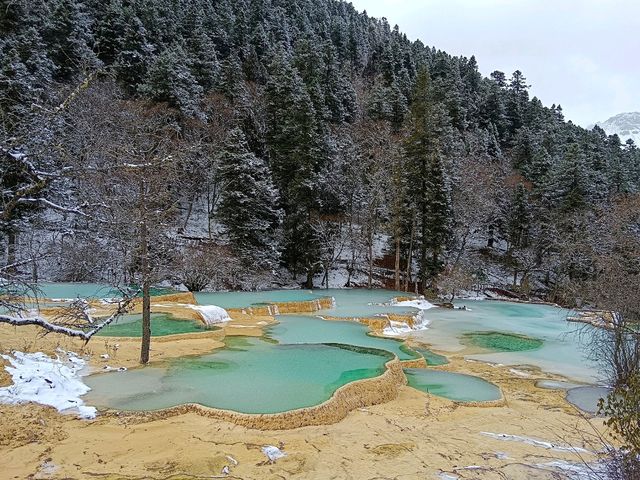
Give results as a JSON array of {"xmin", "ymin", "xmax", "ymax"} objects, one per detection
[
  {"xmin": 84, "ymin": 337, "xmax": 393, "ymax": 413},
  {"xmin": 267, "ymin": 315, "xmax": 420, "ymax": 360},
  {"xmin": 412, "ymin": 300, "xmax": 597, "ymax": 382},
  {"xmin": 404, "ymin": 368, "xmax": 502, "ymax": 402},
  {"xmin": 94, "ymin": 313, "xmax": 209, "ymax": 337}
]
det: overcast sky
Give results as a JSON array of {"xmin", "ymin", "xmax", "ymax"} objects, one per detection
[{"xmin": 349, "ymin": 0, "xmax": 640, "ymax": 127}]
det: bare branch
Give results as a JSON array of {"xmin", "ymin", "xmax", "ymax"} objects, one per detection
[{"xmin": 0, "ymin": 293, "xmax": 138, "ymax": 341}]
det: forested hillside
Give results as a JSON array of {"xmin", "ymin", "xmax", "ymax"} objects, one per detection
[{"xmin": 2, "ymin": 0, "xmax": 639, "ymax": 308}]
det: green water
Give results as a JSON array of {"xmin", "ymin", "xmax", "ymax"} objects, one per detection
[
  {"xmin": 82, "ymin": 291, "xmax": 596, "ymax": 414},
  {"xmin": 84, "ymin": 337, "xmax": 393, "ymax": 413},
  {"xmin": 461, "ymin": 331, "xmax": 544, "ymax": 352},
  {"xmin": 414, "ymin": 348, "xmax": 449, "ymax": 366},
  {"xmin": 94, "ymin": 313, "xmax": 208, "ymax": 337},
  {"xmin": 404, "ymin": 368, "xmax": 502, "ymax": 402},
  {"xmin": 413, "ymin": 300, "xmax": 599, "ymax": 383},
  {"xmin": 315, "ymin": 289, "xmax": 418, "ymax": 318},
  {"xmin": 267, "ymin": 315, "xmax": 421, "ymax": 360},
  {"xmin": 23, "ymin": 282, "xmax": 118, "ymax": 300}
]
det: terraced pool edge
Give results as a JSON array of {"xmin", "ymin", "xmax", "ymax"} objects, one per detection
[
  {"xmin": 99, "ymin": 356, "xmax": 407, "ymax": 430},
  {"xmin": 226, "ymin": 296, "xmax": 335, "ymax": 316}
]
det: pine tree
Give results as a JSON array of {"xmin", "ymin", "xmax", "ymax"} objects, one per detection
[
  {"xmin": 506, "ymin": 182, "xmax": 530, "ymax": 250},
  {"xmin": 506, "ymin": 70, "xmax": 530, "ymax": 139},
  {"xmin": 113, "ymin": 10, "xmax": 154, "ymax": 91},
  {"xmin": 265, "ymin": 52, "xmax": 325, "ymax": 285},
  {"xmin": 404, "ymin": 67, "xmax": 452, "ymax": 288},
  {"xmin": 138, "ymin": 42, "xmax": 204, "ymax": 118},
  {"xmin": 545, "ymin": 143, "xmax": 590, "ymax": 212},
  {"xmin": 218, "ymin": 127, "xmax": 282, "ymax": 269},
  {"xmin": 187, "ymin": 23, "xmax": 221, "ymax": 92},
  {"xmin": 44, "ymin": 0, "xmax": 100, "ymax": 79}
]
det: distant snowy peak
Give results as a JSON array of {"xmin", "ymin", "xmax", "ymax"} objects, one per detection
[{"xmin": 594, "ymin": 112, "xmax": 640, "ymax": 145}]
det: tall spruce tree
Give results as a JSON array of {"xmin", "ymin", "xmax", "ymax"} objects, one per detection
[
  {"xmin": 405, "ymin": 67, "xmax": 452, "ymax": 290},
  {"xmin": 265, "ymin": 51, "xmax": 325, "ymax": 286},
  {"xmin": 218, "ymin": 127, "xmax": 282, "ymax": 269},
  {"xmin": 138, "ymin": 42, "xmax": 203, "ymax": 118}
]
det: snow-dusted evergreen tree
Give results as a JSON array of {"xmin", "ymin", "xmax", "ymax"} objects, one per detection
[
  {"xmin": 44, "ymin": 0, "xmax": 100, "ymax": 79},
  {"xmin": 544, "ymin": 143, "xmax": 590, "ymax": 212},
  {"xmin": 139, "ymin": 42, "xmax": 203, "ymax": 117},
  {"xmin": 506, "ymin": 182, "xmax": 531, "ymax": 250},
  {"xmin": 405, "ymin": 67, "xmax": 452, "ymax": 286},
  {"xmin": 265, "ymin": 51, "xmax": 325, "ymax": 285},
  {"xmin": 218, "ymin": 127, "xmax": 282, "ymax": 270},
  {"xmin": 186, "ymin": 22, "xmax": 221, "ymax": 92},
  {"xmin": 1, "ymin": 0, "xmax": 637, "ymax": 305}
]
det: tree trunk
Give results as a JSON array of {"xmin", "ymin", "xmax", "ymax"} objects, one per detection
[
  {"xmin": 394, "ymin": 235, "xmax": 401, "ymax": 291},
  {"xmin": 487, "ymin": 224, "xmax": 495, "ymax": 248},
  {"xmin": 32, "ymin": 259, "xmax": 38, "ymax": 283},
  {"xmin": 367, "ymin": 229, "xmax": 373, "ymax": 289},
  {"xmin": 140, "ymin": 274, "xmax": 151, "ymax": 364},
  {"xmin": 420, "ymin": 176, "xmax": 428, "ymax": 292},
  {"xmin": 139, "ymin": 179, "xmax": 151, "ymax": 365},
  {"xmin": 304, "ymin": 269, "xmax": 314, "ymax": 289},
  {"xmin": 182, "ymin": 196, "xmax": 195, "ymax": 232},
  {"xmin": 206, "ymin": 184, "xmax": 212, "ymax": 239},
  {"xmin": 6, "ymin": 229, "xmax": 17, "ymax": 271},
  {"xmin": 405, "ymin": 218, "xmax": 415, "ymax": 292}
]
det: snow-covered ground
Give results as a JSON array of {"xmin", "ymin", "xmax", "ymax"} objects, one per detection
[{"xmin": 0, "ymin": 350, "xmax": 96, "ymax": 419}]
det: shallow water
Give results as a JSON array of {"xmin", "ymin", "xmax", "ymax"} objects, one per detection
[
  {"xmin": 21, "ymin": 282, "xmax": 175, "ymax": 300},
  {"xmin": 267, "ymin": 315, "xmax": 420, "ymax": 360},
  {"xmin": 315, "ymin": 289, "xmax": 418, "ymax": 317},
  {"xmin": 84, "ymin": 337, "xmax": 392, "ymax": 413},
  {"xmin": 412, "ymin": 301, "xmax": 598, "ymax": 383},
  {"xmin": 194, "ymin": 289, "xmax": 326, "ymax": 308},
  {"xmin": 413, "ymin": 348, "xmax": 449, "ymax": 366},
  {"xmin": 82, "ymin": 291, "xmax": 600, "ymax": 413},
  {"xmin": 535, "ymin": 380, "xmax": 583, "ymax": 391},
  {"xmin": 94, "ymin": 313, "xmax": 208, "ymax": 337},
  {"xmin": 195, "ymin": 288, "xmax": 418, "ymax": 318},
  {"xmin": 565, "ymin": 386, "xmax": 611, "ymax": 414},
  {"xmin": 404, "ymin": 368, "xmax": 501, "ymax": 402},
  {"xmin": 461, "ymin": 331, "xmax": 544, "ymax": 352},
  {"xmin": 26, "ymin": 282, "xmax": 118, "ymax": 300}
]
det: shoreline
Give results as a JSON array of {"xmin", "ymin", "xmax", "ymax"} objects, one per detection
[{"xmin": 0, "ymin": 289, "xmax": 615, "ymax": 478}]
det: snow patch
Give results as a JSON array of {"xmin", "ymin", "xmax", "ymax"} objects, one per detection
[
  {"xmin": 0, "ymin": 350, "xmax": 96, "ymax": 419},
  {"xmin": 438, "ymin": 473, "xmax": 459, "ymax": 480},
  {"xmin": 480, "ymin": 432, "xmax": 590, "ymax": 453},
  {"xmin": 262, "ymin": 445, "xmax": 286, "ymax": 462},
  {"xmin": 534, "ymin": 460, "xmax": 608, "ymax": 479}
]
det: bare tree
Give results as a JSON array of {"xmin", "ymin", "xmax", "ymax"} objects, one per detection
[
  {"xmin": 0, "ymin": 73, "xmax": 139, "ymax": 339},
  {"xmin": 577, "ymin": 195, "xmax": 640, "ymax": 477},
  {"xmin": 66, "ymin": 83, "xmax": 185, "ymax": 363},
  {"xmin": 312, "ymin": 215, "xmax": 349, "ymax": 288}
]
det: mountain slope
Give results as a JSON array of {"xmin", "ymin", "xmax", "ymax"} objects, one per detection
[{"xmin": 595, "ymin": 112, "xmax": 640, "ymax": 144}]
